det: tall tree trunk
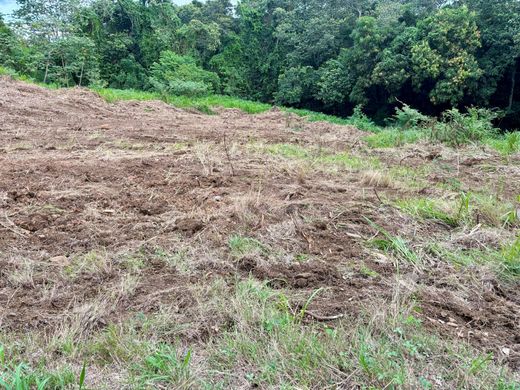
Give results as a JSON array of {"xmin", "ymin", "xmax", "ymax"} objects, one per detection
[
  {"xmin": 43, "ymin": 51, "xmax": 51, "ymax": 84},
  {"xmin": 508, "ymin": 59, "xmax": 517, "ymax": 112},
  {"xmin": 79, "ymin": 61, "xmax": 85, "ymax": 87},
  {"xmin": 43, "ymin": 61, "xmax": 49, "ymax": 84},
  {"xmin": 62, "ymin": 56, "xmax": 68, "ymax": 87}
]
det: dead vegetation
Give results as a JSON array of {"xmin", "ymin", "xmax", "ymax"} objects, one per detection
[{"xmin": 0, "ymin": 77, "xmax": 519, "ymax": 388}]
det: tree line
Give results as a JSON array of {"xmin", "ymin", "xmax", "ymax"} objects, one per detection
[{"xmin": 1, "ymin": 0, "xmax": 519, "ymax": 128}]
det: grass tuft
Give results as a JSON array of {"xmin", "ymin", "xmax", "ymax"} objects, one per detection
[
  {"xmin": 364, "ymin": 128, "xmax": 424, "ymax": 148},
  {"xmin": 229, "ymin": 235, "xmax": 268, "ymax": 257},
  {"xmin": 365, "ymin": 218, "xmax": 419, "ymax": 266},
  {"xmin": 486, "ymin": 132, "xmax": 520, "ymax": 156},
  {"xmin": 397, "ymin": 192, "xmax": 518, "ymax": 229}
]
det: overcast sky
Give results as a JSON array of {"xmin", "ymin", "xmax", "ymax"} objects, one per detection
[
  {"xmin": 0, "ymin": 0, "xmax": 16, "ymax": 15},
  {"xmin": 0, "ymin": 0, "xmax": 196, "ymax": 16}
]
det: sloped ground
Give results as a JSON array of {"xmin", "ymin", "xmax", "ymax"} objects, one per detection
[{"xmin": 0, "ymin": 77, "xmax": 519, "ymax": 388}]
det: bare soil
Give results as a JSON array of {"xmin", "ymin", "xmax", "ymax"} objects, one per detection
[{"xmin": 0, "ymin": 77, "xmax": 519, "ymax": 370}]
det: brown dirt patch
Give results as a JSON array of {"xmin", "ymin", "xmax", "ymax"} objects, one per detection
[{"xmin": 1, "ymin": 77, "xmax": 519, "ymax": 369}]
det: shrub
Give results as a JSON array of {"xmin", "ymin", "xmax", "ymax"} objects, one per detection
[
  {"xmin": 393, "ymin": 104, "xmax": 430, "ymax": 129},
  {"xmin": 431, "ymin": 108, "xmax": 501, "ymax": 147},
  {"xmin": 149, "ymin": 51, "xmax": 220, "ymax": 97},
  {"xmin": 349, "ymin": 105, "xmax": 381, "ymax": 132}
]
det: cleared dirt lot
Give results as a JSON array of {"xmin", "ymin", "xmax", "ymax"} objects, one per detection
[{"xmin": 0, "ymin": 77, "xmax": 519, "ymax": 388}]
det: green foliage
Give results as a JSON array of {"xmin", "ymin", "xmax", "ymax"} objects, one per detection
[
  {"xmin": 265, "ymin": 144, "xmax": 310, "ymax": 159},
  {"xmin": 150, "ymin": 51, "xmax": 220, "ymax": 97},
  {"xmin": 364, "ymin": 129, "xmax": 423, "ymax": 148},
  {"xmin": 315, "ymin": 58, "xmax": 351, "ymax": 106},
  {"xmin": 201, "ymin": 278, "xmax": 515, "ymax": 388},
  {"xmin": 94, "ymin": 87, "xmax": 161, "ymax": 104},
  {"xmin": 431, "ymin": 108, "xmax": 500, "ymax": 147},
  {"xmin": 0, "ymin": 17, "xmax": 19, "ymax": 69},
  {"xmin": 396, "ymin": 198, "xmax": 460, "ymax": 227},
  {"xmin": 283, "ymin": 107, "xmax": 354, "ymax": 127},
  {"xmin": 0, "ymin": 65, "xmax": 17, "ymax": 77},
  {"xmin": 264, "ymin": 143, "xmax": 380, "ymax": 171},
  {"xmin": 502, "ymin": 238, "xmax": 520, "ymax": 276},
  {"xmin": 397, "ymin": 192, "xmax": 518, "ymax": 229},
  {"xmin": 411, "ymin": 6, "xmax": 482, "ymax": 105},
  {"xmin": 486, "ymin": 132, "xmax": 520, "ymax": 156},
  {"xmin": 0, "ymin": 355, "xmax": 76, "ymax": 390},
  {"xmin": 275, "ymin": 66, "xmax": 317, "ymax": 106},
  {"xmin": 2, "ymin": 0, "xmax": 520, "ymax": 129},
  {"xmin": 44, "ymin": 36, "xmax": 100, "ymax": 86},
  {"xmin": 393, "ymin": 104, "xmax": 429, "ymax": 129},
  {"xmin": 348, "ymin": 105, "xmax": 382, "ymax": 132},
  {"xmin": 176, "ymin": 19, "xmax": 221, "ymax": 62}
]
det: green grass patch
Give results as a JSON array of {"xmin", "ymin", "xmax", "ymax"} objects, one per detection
[
  {"xmin": 203, "ymin": 279, "xmax": 515, "ymax": 388},
  {"xmin": 130, "ymin": 344, "xmax": 193, "ymax": 388},
  {"xmin": 169, "ymin": 94, "xmax": 271, "ymax": 114},
  {"xmin": 485, "ymin": 132, "xmax": 520, "ymax": 156},
  {"xmin": 284, "ymin": 106, "xmax": 382, "ymax": 133},
  {"xmin": 92, "ymin": 87, "xmax": 271, "ymax": 115},
  {"xmin": 503, "ymin": 237, "xmax": 520, "ymax": 276},
  {"xmin": 388, "ymin": 165, "xmax": 431, "ymax": 189},
  {"xmin": 229, "ymin": 235, "xmax": 269, "ymax": 257},
  {"xmin": 364, "ymin": 128, "xmax": 425, "ymax": 148},
  {"xmin": 429, "ymin": 238, "xmax": 520, "ymax": 279},
  {"xmin": 359, "ymin": 263, "xmax": 380, "ymax": 278},
  {"xmin": 1, "ymin": 278, "xmax": 518, "ymax": 388},
  {"xmin": 64, "ymin": 249, "xmax": 110, "ymax": 279},
  {"xmin": 396, "ymin": 197, "xmax": 460, "ymax": 227},
  {"xmin": 318, "ymin": 151, "xmax": 379, "ymax": 170},
  {"xmin": 0, "ymin": 344, "xmax": 76, "ymax": 390},
  {"xmin": 265, "ymin": 143, "xmax": 310, "ymax": 159},
  {"xmin": 365, "ymin": 218, "xmax": 419, "ymax": 266},
  {"xmin": 397, "ymin": 193, "xmax": 519, "ymax": 229},
  {"xmin": 94, "ymin": 85, "xmax": 385, "ymax": 128},
  {"xmin": 471, "ymin": 192, "xmax": 519, "ymax": 228},
  {"xmin": 92, "ymin": 87, "xmax": 160, "ymax": 103},
  {"xmin": 284, "ymin": 108, "xmax": 353, "ymax": 126}
]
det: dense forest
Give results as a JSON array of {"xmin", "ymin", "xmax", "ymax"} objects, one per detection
[{"xmin": 1, "ymin": 0, "xmax": 519, "ymax": 127}]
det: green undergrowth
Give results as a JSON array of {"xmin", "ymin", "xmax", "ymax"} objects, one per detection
[
  {"xmin": 364, "ymin": 128, "xmax": 425, "ymax": 148},
  {"xmin": 94, "ymin": 87, "xmax": 378, "ymax": 128},
  {"xmin": 396, "ymin": 192, "xmax": 519, "ymax": 229},
  {"xmin": 284, "ymin": 107, "xmax": 364, "ymax": 127},
  {"xmin": 485, "ymin": 132, "xmax": 520, "ymax": 156},
  {"xmin": 0, "ymin": 66, "xmax": 60, "ymax": 89},
  {"xmin": 92, "ymin": 87, "xmax": 272, "ymax": 115},
  {"xmin": 429, "ymin": 238, "xmax": 520, "ymax": 279},
  {"xmin": 0, "ymin": 344, "xmax": 77, "ymax": 390}
]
